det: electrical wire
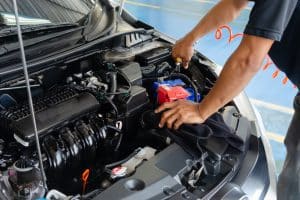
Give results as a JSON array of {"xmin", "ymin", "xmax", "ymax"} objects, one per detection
[
  {"xmin": 81, "ymin": 189, "xmax": 105, "ymax": 200},
  {"xmin": 114, "ymin": 121, "xmax": 123, "ymax": 152},
  {"xmin": 168, "ymin": 73, "xmax": 200, "ymax": 102},
  {"xmin": 104, "ymin": 96, "xmax": 119, "ymax": 118},
  {"xmin": 104, "ymin": 148, "xmax": 142, "ymax": 169},
  {"xmin": 141, "ymin": 64, "xmax": 200, "ymax": 102},
  {"xmin": 106, "ymin": 125, "xmax": 122, "ymax": 132}
]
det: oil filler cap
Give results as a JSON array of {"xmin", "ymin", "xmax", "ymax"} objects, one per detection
[{"xmin": 111, "ymin": 166, "xmax": 127, "ymax": 179}]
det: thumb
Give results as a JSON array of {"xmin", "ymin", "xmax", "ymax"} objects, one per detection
[{"xmin": 183, "ymin": 61, "xmax": 189, "ymax": 69}]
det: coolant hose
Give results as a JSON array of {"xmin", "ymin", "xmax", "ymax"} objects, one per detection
[{"xmin": 108, "ymin": 72, "xmax": 117, "ymax": 100}]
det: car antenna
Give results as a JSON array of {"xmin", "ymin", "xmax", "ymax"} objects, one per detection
[
  {"xmin": 12, "ymin": 0, "xmax": 48, "ymax": 191},
  {"xmin": 119, "ymin": 0, "xmax": 126, "ymax": 16}
]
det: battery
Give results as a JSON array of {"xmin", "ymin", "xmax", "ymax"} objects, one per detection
[
  {"xmin": 154, "ymin": 79, "xmax": 200, "ymax": 103},
  {"xmin": 153, "ymin": 79, "xmax": 185, "ymax": 91},
  {"xmin": 157, "ymin": 85, "xmax": 190, "ymax": 105}
]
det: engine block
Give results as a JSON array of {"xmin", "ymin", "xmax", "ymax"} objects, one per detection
[{"xmin": 0, "ymin": 86, "xmax": 100, "ymax": 146}]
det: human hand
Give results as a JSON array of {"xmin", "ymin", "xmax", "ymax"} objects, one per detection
[
  {"xmin": 172, "ymin": 36, "xmax": 195, "ymax": 69},
  {"xmin": 154, "ymin": 100, "xmax": 205, "ymax": 130}
]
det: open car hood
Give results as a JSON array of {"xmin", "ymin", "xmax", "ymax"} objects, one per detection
[
  {"xmin": 0, "ymin": 2, "xmax": 276, "ymax": 199},
  {"xmin": 0, "ymin": 0, "xmax": 116, "ymax": 68}
]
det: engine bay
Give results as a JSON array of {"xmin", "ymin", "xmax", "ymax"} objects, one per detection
[{"xmin": 0, "ymin": 43, "xmax": 248, "ymax": 199}]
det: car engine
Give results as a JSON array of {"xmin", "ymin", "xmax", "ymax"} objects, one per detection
[{"xmin": 0, "ymin": 46, "xmax": 218, "ymax": 199}]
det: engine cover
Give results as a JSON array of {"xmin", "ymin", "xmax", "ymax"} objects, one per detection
[{"xmin": 0, "ymin": 87, "xmax": 100, "ymax": 146}]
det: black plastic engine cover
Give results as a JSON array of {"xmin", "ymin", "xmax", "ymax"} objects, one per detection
[
  {"xmin": 10, "ymin": 92, "xmax": 99, "ymax": 146},
  {"xmin": 118, "ymin": 85, "xmax": 150, "ymax": 134},
  {"xmin": 118, "ymin": 62, "xmax": 143, "ymax": 85},
  {"xmin": 135, "ymin": 48, "xmax": 171, "ymax": 66},
  {"xmin": 93, "ymin": 144, "xmax": 194, "ymax": 200}
]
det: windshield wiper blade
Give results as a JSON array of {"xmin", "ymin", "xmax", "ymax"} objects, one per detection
[{"xmin": 0, "ymin": 23, "xmax": 79, "ymax": 37}]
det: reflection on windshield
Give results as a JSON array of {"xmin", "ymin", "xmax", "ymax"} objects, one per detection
[
  {"xmin": 0, "ymin": 13, "xmax": 51, "ymax": 26},
  {"xmin": 0, "ymin": 0, "xmax": 94, "ymax": 25}
]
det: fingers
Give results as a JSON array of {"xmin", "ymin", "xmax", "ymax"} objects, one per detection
[
  {"xmin": 165, "ymin": 112, "xmax": 184, "ymax": 130},
  {"xmin": 172, "ymin": 52, "xmax": 180, "ymax": 63},
  {"xmin": 155, "ymin": 101, "xmax": 177, "ymax": 113},
  {"xmin": 155, "ymin": 100, "xmax": 204, "ymax": 130},
  {"xmin": 158, "ymin": 108, "xmax": 178, "ymax": 128},
  {"xmin": 182, "ymin": 61, "xmax": 189, "ymax": 69},
  {"xmin": 164, "ymin": 113, "xmax": 180, "ymax": 129},
  {"xmin": 172, "ymin": 53, "xmax": 189, "ymax": 69},
  {"xmin": 160, "ymin": 111, "xmax": 184, "ymax": 130},
  {"xmin": 174, "ymin": 118, "xmax": 184, "ymax": 130},
  {"xmin": 172, "ymin": 37, "xmax": 194, "ymax": 70}
]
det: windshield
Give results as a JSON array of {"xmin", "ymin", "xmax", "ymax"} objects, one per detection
[
  {"xmin": 0, "ymin": 0, "xmax": 95, "ymax": 26},
  {"xmin": 0, "ymin": 0, "xmax": 116, "ymax": 68}
]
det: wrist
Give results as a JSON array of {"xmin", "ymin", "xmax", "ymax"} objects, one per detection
[
  {"xmin": 197, "ymin": 103, "xmax": 210, "ymax": 122},
  {"xmin": 185, "ymin": 31, "xmax": 198, "ymax": 46}
]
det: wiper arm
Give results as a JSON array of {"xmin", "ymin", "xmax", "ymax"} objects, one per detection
[{"xmin": 0, "ymin": 23, "xmax": 79, "ymax": 37}]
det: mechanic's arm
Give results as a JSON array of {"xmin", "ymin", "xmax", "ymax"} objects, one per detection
[
  {"xmin": 156, "ymin": 35, "xmax": 274, "ymax": 129},
  {"xmin": 187, "ymin": 0, "xmax": 248, "ymax": 42},
  {"xmin": 197, "ymin": 35, "xmax": 274, "ymax": 120},
  {"xmin": 174, "ymin": 0, "xmax": 248, "ymax": 67}
]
